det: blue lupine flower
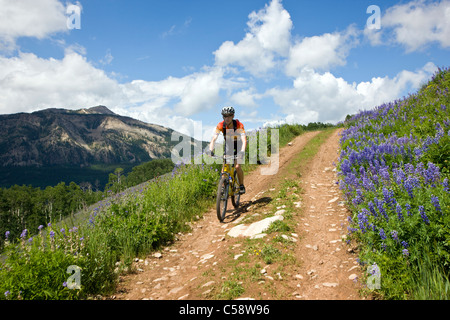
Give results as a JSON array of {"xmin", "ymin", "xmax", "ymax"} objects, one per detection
[
  {"xmin": 396, "ymin": 203, "xmax": 403, "ymax": 221},
  {"xmin": 357, "ymin": 209, "xmax": 369, "ymax": 233},
  {"xmin": 401, "ymin": 241, "xmax": 409, "ymax": 248},
  {"xmin": 423, "ymin": 162, "xmax": 440, "ymax": 187},
  {"xmin": 38, "ymin": 225, "xmax": 44, "ymax": 231},
  {"xmin": 419, "ymin": 205, "xmax": 429, "ymax": 224},
  {"xmin": 368, "ymin": 201, "xmax": 378, "ymax": 217},
  {"xmin": 50, "ymin": 231, "xmax": 55, "ymax": 239},
  {"xmin": 402, "ymin": 249, "xmax": 409, "ymax": 257},
  {"xmin": 20, "ymin": 229, "xmax": 27, "ymax": 239},
  {"xmin": 377, "ymin": 200, "xmax": 389, "ymax": 222},
  {"xmin": 379, "ymin": 228, "xmax": 387, "ymax": 240},
  {"xmin": 404, "ymin": 176, "xmax": 419, "ymax": 198},
  {"xmin": 4, "ymin": 291, "xmax": 10, "ymax": 298},
  {"xmin": 405, "ymin": 203, "xmax": 412, "ymax": 216},
  {"xmin": 382, "ymin": 187, "xmax": 393, "ymax": 204},
  {"xmin": 5, "ymin": 231, "xmax": 10, "ymax": 240},
  {"xmin": 431, "ymin": 195, "xmax": 442, "ymax": 213},
  {"xmin": 443, "ymin": 178, "xmax": 449, "ymax": 192}
]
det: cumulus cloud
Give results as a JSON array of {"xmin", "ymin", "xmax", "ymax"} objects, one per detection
[
  {"xmin": 230, "ymin": 88, "xmax": 262, "ymax": 108},
  {"xmin": 266, "ymin": 62, "xmax": 437, "ymax": 125},
  {"xmin": 286, "ymin": 25, "xmax": 359, "ymax": 76},
  {"xmin": 0, "ymin": 51, "xmax": 123, "ymax": 112},
  {"xmin": 214, "ymin": 0, "xmax": 292, "ymax": 76},
  {"xmin": 0, "ymin": 0, "xmax": 69, "ymax": 52},
  {"xmin": 365, "ymin": 0, "xmax": 450, "ymax": 51}
]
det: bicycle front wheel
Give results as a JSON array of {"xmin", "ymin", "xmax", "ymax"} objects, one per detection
[{"xmin": 216, "ymin": 176, "xmax": 229, "ymax": 222}]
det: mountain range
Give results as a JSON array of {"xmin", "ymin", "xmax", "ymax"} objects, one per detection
[{"xmin": 0, "ymin": 106, "xmax": 204, "ymax": 188}]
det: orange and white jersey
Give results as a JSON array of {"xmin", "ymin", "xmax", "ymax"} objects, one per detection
[{"xmin": 214, "ymin": 119, "xmax": 246, "ymax": 141}]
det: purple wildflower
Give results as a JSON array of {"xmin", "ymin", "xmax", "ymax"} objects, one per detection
[
  {"xmin": 443, "ymin": 178, "xmax": 449, "ymax": 192},
  {"xmin": 419, "ymin": 205, "xmax": 429, "ymax": 224},
  {"xmin": 20, "ymin": 229, "xmax": 27, "ymax": 239},
  {"xmin": 402, "ymin": 249, "xmax": 409, "ymax": 257},
  {"xmin": 5, "ymin": 231, "xmax": 10, "ymax": 240},
  {"xmin": 379, "ymin": 228, "xmax": 387, "ymax": 240},
  {"xmin": 404, "ymin": 176, "xmax": 419, "ymax": 198},
  {"xmin": 431, "ymin": 195, "xmax": 442, "ymax": 213},
  {"xmin": 405, "ymin": 203, "xmax": 412, "ymax": 216},
  {"xmin": 396, "ymin": 203, "xmax": 403, "ymax": 221},
  {"xmin": 368, "ymin": 201, "xmax": 378, "ymax": 217}
]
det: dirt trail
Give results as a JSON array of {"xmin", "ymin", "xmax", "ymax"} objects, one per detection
[{"xmin": 112, "ymin": 128, "xmax": 362, "ymax": 300}]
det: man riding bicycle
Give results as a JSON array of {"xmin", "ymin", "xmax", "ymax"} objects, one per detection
[{"xmin": 208, "ymin": 106, "xmax": 247, "ymax": 194}]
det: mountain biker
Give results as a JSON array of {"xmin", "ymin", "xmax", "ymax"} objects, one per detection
[{"xmin": 207, "ymin": 106, "xmax": 247, "ymax": 194}]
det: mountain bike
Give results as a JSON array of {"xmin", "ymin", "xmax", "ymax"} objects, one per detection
[{"xmin": 213, "ymin": 154, "xmax": 241, "ymax": 222}]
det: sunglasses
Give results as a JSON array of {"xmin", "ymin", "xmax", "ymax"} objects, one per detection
[{"xmin": 222, "ymin": 114, "xmax": 234, "ymax": 118}]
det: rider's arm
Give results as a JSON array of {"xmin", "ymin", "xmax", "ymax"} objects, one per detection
[
  {"xmin": 209, "ymin": 131, "xmax": 220, "ymax": 152},
  {"xmin": 240, "ymin": 131, "xmax": 247, "ymax": 152}
]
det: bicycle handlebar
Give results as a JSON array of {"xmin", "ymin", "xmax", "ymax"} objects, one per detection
[{"xmin": 210, "ymin": 154, "xmax": 239, "ymax": 160}]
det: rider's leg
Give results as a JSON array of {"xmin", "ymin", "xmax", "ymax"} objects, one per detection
[
  {"xmin": 235, "ymin": 164, "xmax": 244, "ymax": 185},
  {"xmin": 236, "ymin": 164, "xmax": 245, "ymax": 194}
]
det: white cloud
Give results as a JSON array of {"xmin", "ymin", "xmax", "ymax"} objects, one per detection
[
  {"xmin": 365, "ymin": 0, "xmax": 450, "ymax": 51},
  {"xmin": 286, "ymin": 25, "xmax": 359, "ymax": 76},
  {"xmin": 0, "ymin": 0, "xmax": 68, "ymax": 52},
  {"xmin": 230, "ymin": 88, "xmax": 262, "ymax": 108},
  {"xmin": 0, "ymin": 51, "xmax": 123, "ymax": 112},
  {"xmin": 266, "ymin": 62, "xmax": 437, "ymax": 125},
  {"xmin": 174, "ymin": 67, "xmax": 224, "ymax": 116},
  {"xmin": 100, "ymin": 49, "xmax": 114, "ymax": 65},
  {"xmin": 214, "ymin": 0, "xmax": 292, "ymax": 76}
]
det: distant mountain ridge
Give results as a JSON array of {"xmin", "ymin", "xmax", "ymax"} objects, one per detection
[{"xmin": 0, "ymin": 106, "xmax": 200, "ymax": 168}]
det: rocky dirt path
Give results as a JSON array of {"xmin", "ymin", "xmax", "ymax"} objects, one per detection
[{"xmin": 111, "ymin": 128, "xmax": 362, "ymax": 300}]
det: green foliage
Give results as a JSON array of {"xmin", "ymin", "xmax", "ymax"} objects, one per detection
[
  {"xmin": 0, "ymin": 225, "xmax": 87, "ymax": 300},
  {"xmin": 340, "ymin": 67, "xmax": 450, "ymax": 299}
]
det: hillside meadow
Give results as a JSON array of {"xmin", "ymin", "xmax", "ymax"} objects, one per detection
[
  {"xmin": 0, "ymin": 122, "xmax": 332, "ymax": 299},
  {"xmin": 338, "ymin": 67, "xmax": 450, "ymax": 299}
]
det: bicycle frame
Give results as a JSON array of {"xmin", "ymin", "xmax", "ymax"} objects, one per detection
[{"xmin": 221, "ymin": 156, "xmax": 237, "ymax": 196}]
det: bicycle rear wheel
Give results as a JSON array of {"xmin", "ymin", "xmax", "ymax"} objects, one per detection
[
  {"xmin": 216, "ymin": 176, "xmax": 229, "ymax": 222},
  {"xmin": 231, "ymin": 171, "xmax": 240, "ymax": 209}
]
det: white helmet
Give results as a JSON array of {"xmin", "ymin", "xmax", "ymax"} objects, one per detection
[{"xmin": 221, "ymin": 106, "xmax": 235, "ymax": 115}]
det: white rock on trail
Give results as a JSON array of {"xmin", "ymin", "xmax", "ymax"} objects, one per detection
[{"xmin": 227, "ymin": 216, "xmax": 284, "ymax": 238}]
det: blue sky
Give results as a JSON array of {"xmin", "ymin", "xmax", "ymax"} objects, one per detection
[{"xmin": 0, "ymin": 0, "xmax": 449, "ymax": 141}]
